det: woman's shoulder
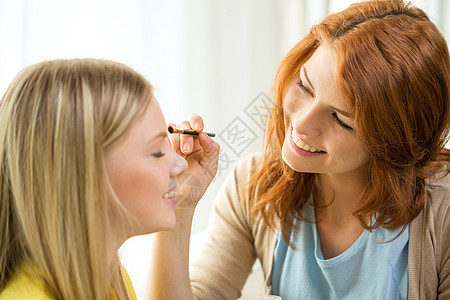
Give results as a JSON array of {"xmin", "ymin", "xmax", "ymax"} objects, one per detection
[
  {"xmin": 408, "ymin": 171, "xmax": 450, "ymax": 298},
  {"xmin": 231, "ymin": 152, "xmax": 263, "ymax": 179},
  {"xmin": 119, "ymin": 264, "xmax": 137, "ymax": 300},
  {"xmin": 0, "ymin": 263, "xmax": 136, "ymax": 300},
  {"xmin": 411, "ymin": 170, "xmax": 450, "ymax": 240},
  {"xmin": 424, "ymin": 170, "xmax": 450, "ymax": 213},
  {"xmin": 219, "ymin": 152, "xmax": 264, "ymax": 203},
  {"xmin": 0, "ymin": 264, "xmax": 53, "ymax": 300}
]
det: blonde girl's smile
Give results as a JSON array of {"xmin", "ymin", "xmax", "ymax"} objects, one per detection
[{"xmin": 162, "ymin": 184, "xmax": 177, "ymax": 206}]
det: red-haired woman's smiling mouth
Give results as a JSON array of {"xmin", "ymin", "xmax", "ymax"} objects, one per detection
[{"xmin": 291, "ymin": 127, "xmax": 326, "ymax": 153}]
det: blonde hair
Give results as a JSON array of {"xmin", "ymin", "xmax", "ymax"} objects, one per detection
[{"xmin": 0, "ymin": 59, "xmax": 153, "ymax": 299}]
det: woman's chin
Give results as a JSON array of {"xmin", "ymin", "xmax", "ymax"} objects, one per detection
[{"xmin": 281, "ymin": 141, "xmax": 301, "ymax": 172}]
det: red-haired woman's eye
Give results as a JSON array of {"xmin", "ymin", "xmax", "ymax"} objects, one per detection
[
  {"xmin": 332, "ymin": 112, "xmax": 353, "ymax": 130},
  {"xmin": 297, "ymin": 80, "xmax": 314, "ymax": 97}
]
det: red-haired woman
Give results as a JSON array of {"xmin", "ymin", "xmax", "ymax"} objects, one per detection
[{"xmin": 150, "ymin": 1, "xmax": 450, "ymax": 299}]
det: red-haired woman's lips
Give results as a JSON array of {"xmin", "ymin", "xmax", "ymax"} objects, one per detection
[{"xmin": 289, "ymin": 127, "xmax": 326, "ymax": 157}]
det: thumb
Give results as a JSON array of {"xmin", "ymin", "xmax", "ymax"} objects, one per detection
[{"xmin": 198, "ymin": 132, "xmax": 220, "ymax": 173}]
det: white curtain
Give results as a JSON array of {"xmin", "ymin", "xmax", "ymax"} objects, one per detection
[{"xmin": 0, "ymin": 1, "xmax": 448, "ymax": 298}]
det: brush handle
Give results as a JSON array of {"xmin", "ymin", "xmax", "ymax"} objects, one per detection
[{"xmin": 168, "ymin": 126, "xmax": 216, "ymax": 137}]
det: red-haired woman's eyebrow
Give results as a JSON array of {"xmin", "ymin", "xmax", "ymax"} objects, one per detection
[
  {"xmin": 330, "ymin": 106, "xmax": 353, "ymax": 118},
  {"xmin": 302, "ymin": 67, "xmax": 315, "ymax": 92}
]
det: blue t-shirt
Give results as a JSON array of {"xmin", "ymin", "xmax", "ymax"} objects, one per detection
[{"xmin": 271, "ymin": 205, "xmax": 409, "ymax": 300}]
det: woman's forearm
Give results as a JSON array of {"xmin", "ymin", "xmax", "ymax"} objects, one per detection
[{"xmin": 146, "ymin": 206, "xmax": 196, "ymax": 300}]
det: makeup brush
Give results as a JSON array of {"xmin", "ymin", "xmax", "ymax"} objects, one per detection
[{"xmin": 168, "ymin": 125, "xmax": 216, "ymax": 137}]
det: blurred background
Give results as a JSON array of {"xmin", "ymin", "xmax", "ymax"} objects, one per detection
[{"xmin": 0, "ymin": 0, "xmax": 448, "ymax": 298}]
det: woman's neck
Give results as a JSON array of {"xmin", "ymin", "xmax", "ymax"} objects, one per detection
[
  {"xmin": 313, "ymin": 165, "xmax": 370, "ymax": 258},
  {"xmin": 107, "ymin": 224, "xmax": 130, "ymax": 271},
  {"xmin": 314, "ymin": 164, "xmax": 370, "ymax": 224}
]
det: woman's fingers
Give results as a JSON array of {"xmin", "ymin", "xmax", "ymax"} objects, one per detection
[
  {"xmin": 174, "ymin": 132, "xmax": 220, "ymax": 208},
  {"xmin": 168, "ymin": 114, "xmax": 211, "ymax": 158},
  {"xmin": 188, "ymin": 113, "xmax": 204, "ymax": 132},
  {"xmin": 197, "ymin": 132, "xmax": 220, "ymax": 177},
  {"xmin": 167, "ymin": 123, "xmax": 184, "ymax": 157},
  {"xmin": 168, "ymin": 115, "xmax": 219, "ymax": 207},
  {"xmin": 179, "ymin": 114, "xmax": 204, "ymax": 155},
  {"xmin": 178, "ymin": 121, "xmax": 194, "ymax": 155}
]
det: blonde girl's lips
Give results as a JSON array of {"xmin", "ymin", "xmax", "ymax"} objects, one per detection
[
  {"xmin": 164, "ymin": 197, "xmax": 177, "ymax": 206},
  {"xmin": 162, "ymin": 191, "xmax": 174, "ymax": 198},
  {"xmin": 163, "ymin": 184, "xmax": 177, "ymax": 206},
  {"xmin": 163, "ymin": 184, "xmax": 176, "ymax": 198},
  {"xmin": 162, "ymin": 192, "xmax": 177, "ymax": 206}
]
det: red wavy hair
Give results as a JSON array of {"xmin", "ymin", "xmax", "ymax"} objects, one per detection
[{"xmin": 247, "ymin": 0, "xmax": 450, "ymax": 244}]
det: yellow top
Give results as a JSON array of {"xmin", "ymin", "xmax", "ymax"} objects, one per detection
[{"xmin": 0, "ymin": 263, "xmax": 137, "ymax": 300}]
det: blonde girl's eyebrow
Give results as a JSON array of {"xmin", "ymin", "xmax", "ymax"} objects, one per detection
[{"xmin": 146, "ymin": 131, "xmax": 167, "ymax": 146}]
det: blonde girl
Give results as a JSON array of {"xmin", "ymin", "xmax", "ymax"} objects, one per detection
[{"xmin": 0, "ymin": 59, "xmax": 219, "ymax": 299}]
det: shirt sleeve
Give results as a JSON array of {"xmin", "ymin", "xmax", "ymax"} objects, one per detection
[
  {"xmin": 120, "ymin": 264, "xmax": 138, "ymax": 300},
  {"xmin": 190, "ymin": 155, "xmax": 258, "ymax": 300}
]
